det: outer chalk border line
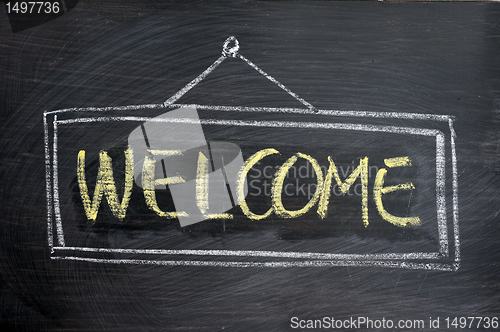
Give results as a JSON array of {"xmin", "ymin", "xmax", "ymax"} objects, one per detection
[
  {"xmin": 50, "ymin": 256, "xmax": 456, "ymax": 271},
  {"xmin": 44, "ymin": 105, "xmax": 460, "ymax": 271}
]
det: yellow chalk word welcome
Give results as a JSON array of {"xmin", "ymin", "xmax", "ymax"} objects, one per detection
[{"xmin": 77, "ymin": 148, "xmax": 420, "ymax": 227}]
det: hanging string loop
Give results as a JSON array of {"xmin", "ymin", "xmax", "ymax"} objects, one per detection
[{"xmin": 222, "ymin": 36, "xmax": 239, "ymax": 58}]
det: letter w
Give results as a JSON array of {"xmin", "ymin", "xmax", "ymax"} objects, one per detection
[{"xmin": 77, "ymin": 148, "xmax": 133, "ymax": 222}]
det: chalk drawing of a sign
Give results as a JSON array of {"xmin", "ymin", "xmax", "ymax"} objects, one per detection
[{"xmin": 44, "ymin": 37, "xmax": 460, "ymax": 271}]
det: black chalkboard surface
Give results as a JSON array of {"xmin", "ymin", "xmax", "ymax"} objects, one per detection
[{"xmin": 1, "ymin": 1, "xmax": 499, "ymax": 331}]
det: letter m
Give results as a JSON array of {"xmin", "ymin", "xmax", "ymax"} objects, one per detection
[
  {"xmin": 317, "ymin": 156, "xmax": 369, "ymax": 226},
  {"xmin": 77, "ymin": 149, "xmax": 133, "ymax": 222}
]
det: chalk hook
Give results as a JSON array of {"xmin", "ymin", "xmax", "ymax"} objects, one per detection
[{"xmin": 222, "ymin": 36, "xmax": 239, "ymax": 58}]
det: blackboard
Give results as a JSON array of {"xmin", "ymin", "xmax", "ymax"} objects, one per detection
[{"xmin": 1, "ymin": 1, "xmax": 499, "ymax": 331}]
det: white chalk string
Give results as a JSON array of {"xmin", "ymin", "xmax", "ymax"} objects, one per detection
[{"xmin": 164, "ymin": 36, "xmax": 315, "ymax": 111}]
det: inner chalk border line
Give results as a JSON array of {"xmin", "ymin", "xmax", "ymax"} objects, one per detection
[{"xmin": 44, "ymin": 105, "xmax": 460, "ymax": 271}]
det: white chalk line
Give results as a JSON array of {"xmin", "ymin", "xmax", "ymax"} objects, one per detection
[
  {"xmin": 52, "ymin": 116, "xmax": 65, "ymax": 247},
  {"xmin": 44, "ymin": 114, "xmax": 54, "ymax": 251},
  {"xmin": 54, "ymin": 116, "xmax": 443, "ymax": 137},
  {"xmin": 50, "ymin": 256, "xmax": 457, "ymax": 271},
  {"xmin": 44, "ymin": 104, "xmax": 164, "ymax": 115},
  {"xmin": 52, "ymin": 246, "xmax": 441, "ymax": 261},
  {"xmin": 44, "ymin": 103, "xmax": 454, "ymax": 122},
  {"xmin": 170, "ymin": 104, "xmax": 316, "ymax": 115},
  {"xmin": 435, "ymin": 133, "xmax": 449, "ymax": 257},
  {"xmin": 449, "ymin": 119, "xmax": 461, "ymax": 266},
  {"xmin": 170, "ymin": 104, "xmax": 453, "ymax": 121},
  {"xmin": 236, "ymin": 53, "xmax": 314, "ymax": 109},
  {"xmin": 164, "ymin": 55, "xmax": 227, "ymax": 107}
]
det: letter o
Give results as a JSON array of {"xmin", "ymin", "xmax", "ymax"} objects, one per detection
[{"xmin": 272, "ymin": 152, "xmax": 324, "ymax": 218}]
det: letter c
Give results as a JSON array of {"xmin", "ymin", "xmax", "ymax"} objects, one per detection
[{"xmin": 237, "ymin": 148, "xmax": 279, "ymax": 220}]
